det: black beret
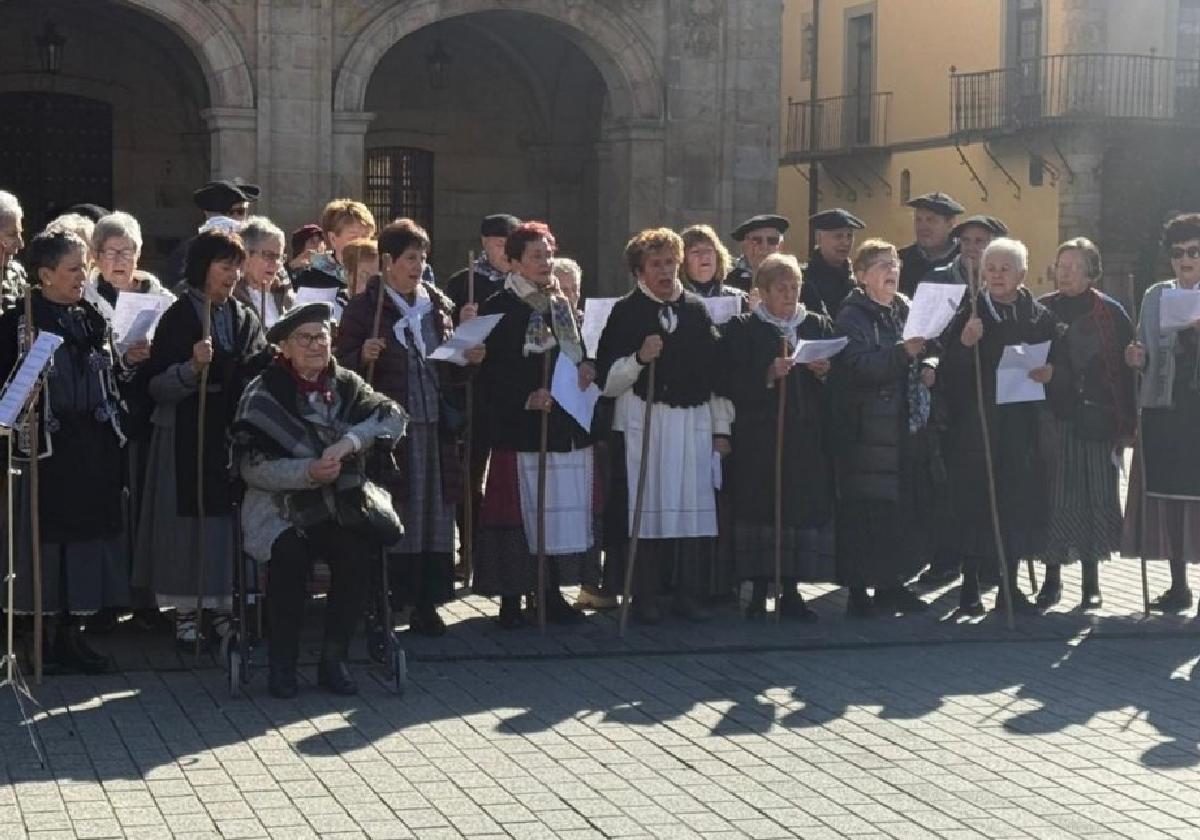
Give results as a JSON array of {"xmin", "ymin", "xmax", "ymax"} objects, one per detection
[
  {"xmin": 65, "ymin": 203, "xmax": 108, "ymax": 223},
  {"xmin": 809, "ymin": 208, "xmax": 866, "ymax": 231},
  {"xmin": 480, "ymin": 214, "xmax": 521, "ymax": 238},
  {"xmin": 731, "ymin": 214, "xmax": 790, "ymax": 241},
  {"xmin": 266, "ymin": 302, "xmax": 332, "ymax": 345},
  {"xmin": 233, "ymin": 177, "xmax": 261, "ymax": 200},
  {"xmin": 952, "ymin": 214, "xmax": 1008, "ymax": 238},
  {"xmin": 906, "ymin": 192, "xmax": 965, "ymax": 217},
  {"xmin": 193, "ymin": 180, "xmax": 253, "ymax": 212}
]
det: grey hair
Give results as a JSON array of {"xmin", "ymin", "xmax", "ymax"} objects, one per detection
[
  {"xmin": 0, "ymin": 191, "xmax": 22, "ymax": 224},
  {"xmin": 241, "ymin": 215, "xmax": 285, "ymax": 253},
  {"xmin": 45, "ymin": 214, "xmax": 96, "ymax": 253},
  {"xmin": 982, "ymin": 237, "xmax": 1029, "ymax": 274},
  {"xmin": 551, "ymin": 256, "xmax": 582, "ymax": 283},
  {"xmin": 91, "ymin": 211, "xmax": 142, "ymax": 254}
]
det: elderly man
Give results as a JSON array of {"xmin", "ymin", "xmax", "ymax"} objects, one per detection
[
  {"xmin": 446, "ymin": 213, "xmax": 521, "ymax": 323},
  {"xmin": 0, "ymin": 190, "xmax": 26, "ymax": 312},
  {"xmin": 596, "ymin": 228, "xmax": 733, "ymax": 624},
  {"xmin": 725, "ymin": 214, "xmax": 789, "ymax": 292},
  {"xmin": 923, "ymin": 215, "xmax": 1009, "ymax": 288},
  {"xmin": 163, "ymin": 179, "xmax": 260, "ymax": 285},
  {"xmin": 898, "ymin": 192, "xmax": 964, "ymax": 297},
  {"xmin": 801, "ymin": 208, "xmax": 865, "ymax": 319}
]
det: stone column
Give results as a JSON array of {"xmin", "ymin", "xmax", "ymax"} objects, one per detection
[
  {"xmin": 1057, "ymin": 130, "xmax": 1105, "ymax": 246},
  {"xmin": 595, "ymin": 119, "xmax": 666, "ymax": 296},
  {"xmin": 201, "ymin": 107, "xmax": 258, "ymax": 182},
  {"xmin": 331, "ymin": 111, "xmax": 377, "ymax": 200}
]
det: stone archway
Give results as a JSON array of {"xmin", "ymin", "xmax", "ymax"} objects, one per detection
[{"xmin": 333, "ymin": 0, "xmax": 667, "ymax": 290}]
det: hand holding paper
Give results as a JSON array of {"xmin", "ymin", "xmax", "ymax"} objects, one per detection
[
  {"xmin": 903, "ymin": 283, "xmax": 966, "ymax": 340},
  {"xmin": 428, "ymin": 313, "xmax": 504, "ymax": 365},
  {"xmin": 995, "ymin": 341, "xmax": 1052, "ymax": 404},
  {"xmin": 550, "ymin": 353, "xmax": 601, "ymax": 432},
  {"xmin": 1159, "ymin": 288, "xmax": 1200, "ymax": 332},
  {"xmin": 791, "ymin": 336, "xmax": 849, "ymax": 364}
]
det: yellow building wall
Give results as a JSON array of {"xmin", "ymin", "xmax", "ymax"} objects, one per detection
[{"xmin": 778, "ymin": 143, "xmax": 1062, "ymax": 297}]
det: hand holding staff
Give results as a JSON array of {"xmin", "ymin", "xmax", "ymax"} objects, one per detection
[
  {"xmin": 773, "ymin": 336, "xmax": 787, "ymax": 623},
  {"xmin": 194, "ymin": 300, "xmax": 212, "ymax": 658}
]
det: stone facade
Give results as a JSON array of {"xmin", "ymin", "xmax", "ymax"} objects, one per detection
[{"xmin": 0, "ymin": 0, "xmax": 783, "ymax": 293}]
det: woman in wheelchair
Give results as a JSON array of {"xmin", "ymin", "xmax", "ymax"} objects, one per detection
[{"xmin": 232, "ymin": 301, "xmax": 408, "ymax": 698}]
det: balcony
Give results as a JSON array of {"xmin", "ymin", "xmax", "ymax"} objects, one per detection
[
  {"xmin": 951, "ymin": 53, "xmax": 1200, "ymax": 137},
  {"xmin": 784, "ymin": 92, "xmax": 891, "ymax": 161}
]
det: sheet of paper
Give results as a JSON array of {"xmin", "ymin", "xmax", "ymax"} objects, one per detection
[
  {"xmin": 903, "ymin": 282, "xmax": 967, "ymax": 340},
  {"xmin": 0, "ymin": 332, "xmax": 65, "ymax": 428},
  {"xmin": 791, "ymin": 336, "xmax": 849, "ymax": 364},
  {"xmin": 702, "ymin": 296, "xmax": 741, "ymax": 326},
  {"xmin": 293, "ymin": 286, "xmax": 338, "ymax": 307},
  {"xmin": 1159, "ymin": 288, "xmax": 1200, "ymax": 332},
  {"xmin": 550, "ymin": 353, "xmax": 601, "ymax": 432},
  {"xmin": 112, "ymin": 292, "xmax": 169, "ymax": 349},
  {"xmin": 995, "ymin": 341, "xmax": 1052, "ymax": 405},
  {"xmin": 711, "ymin": 451, "xmax": 723, "ymax": 491},
  {"xmin": 428, "ymin": 313, "xmax": 504, "ymax": 365},
  {"xmin": 582, "ymin": 297, "xmax": 619, "ymax": 358}
]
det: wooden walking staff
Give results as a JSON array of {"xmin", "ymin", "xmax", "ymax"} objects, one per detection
[
  {"xmin": 773, "ymin": 337, "xmax": 788, "ymax": 623},
  {"xmin": 967, "ymin": 264, "xmax": 1015, "ymax": 629},
  {"xmin": 1125, "ymin": 273, "xmax": 1151, "ymax": 617},
  {"xmin": 535, "ymin": 350, "xmax": 551, "ymax": 635},
  {"xmin": 22, "ymin": 284, "xmax": 43, "ymax": 683},
  {"xmin": 619, "ymin": 361, "xmax": 656, "ymax": 637},
  {"xmin": 462, "ymin": 250, "xmax": 476, "ymax": 586},
  {"xmin": 194, "ymin": 299, "xmax": 212, "ymax": 659},
  {"xmin": 366, "ymin": 257, "xmax": 389, "ymax": 385}
]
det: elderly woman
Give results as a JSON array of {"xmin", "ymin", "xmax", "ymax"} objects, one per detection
[
  {"xmin": 233, "ymin": 302, "xmax": 408, "ymax": 697},
  {"xmin": 596, "ymin": 228, "xmax": 731, "ymax": 624},
  {"xmin": 831, "ymin": 240, "xmax": 936, "ymax": 617},
  {"xmin": 551, "ymin": 257, "xmax": 583, "ymax": 314},
  {"xmin": 941, "ymin": 237, "xmax": 1060, "ymax": 615},
  {"xmin": 0, "ymin": 231, "xmax": 128, "ymax": 672},
  {"xmin": 335, "ymin": 220, "xmax": 481, "ymax": 636},
  {"xmin": 0, "ymin": 190, "xmax": 26, "ymax": 312},
  {"xmin": 293, "ymin": 199, "xmax": 376, "ymax": 301},
  {"xmin": 1124, "ymin": 213, "xmax": 1200, "ymax": 612},
  {"xmin": 233, "ymin": 216, "xmax": 295, "ymax": 330},
  {"xmin": 475, "ymin": 221, "xmax": 599, "ymax": 628},
  {"xmin": 133, "ymin": 230, "xmax": 271, "ymax": 647},
  {"xmin": 1035, "ymin": 239, "xmax": 1134, "ymax": 609},
  {"xmin": 717, "ymin": 254, "xmax": 835, "ymax": 620},
  {"xmin": 680, "ymin": 224, "xmax": 741, "ymax": 303}
]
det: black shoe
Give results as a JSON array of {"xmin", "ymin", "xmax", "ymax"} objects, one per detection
[
  {"xmin": 498, "ymin": 597, "xmax": 526, "ymax": 630},
  {"xmin": 267, "ymin": 663, "xmax": 298, "ymax": 699},
  {"xmin": 131, "ymin": 609, "xmax": 172, "ymax": 634},
  {"xmin": 1035, "ymin": 578, "xmax": 1062, "ymax": 610},
  {"xmin": 1080, "ymin": 562, "xmax": 1102, "ymax": 610},
  {"xmin": 317, "ymin": 657, "xmax": 358, "ymax": 695},
  {"xmin": 995, "ymin": 589, "xmax": 1038, "ymax": 616},
  {"xmin": 956, "ymin": 575, "xmax": 985, "ymax": 617},
  {"xmin": 744, "ymin": 597, "xmax": 767, "ymax": 621},
  {"xmin": 1150, "ymin": 587, "xmax": 1193, "ymax": 613},
  {"xmin": 779, "ymin": 596, "xmax": 819, "ymax": 623},
  {"xmin": 846, "ymin": 589, "xmax": 874, "ymax": 619},
  {"xmin": 874, "ymin": 586, "xmax": 928, "ymax": 615},
  {"xmin": 84, "ymin": 608, "xmax": 121, "ymax": 635},
  {"xmin": 409, "ymin": 607, "xmax": 448, "ymax": 637},
  {"xmin": 917, "ymin": 566, "xmax": 960, "ymax": 587},
  {"xmin": 543, "ymin": 593, "xmax": 585, "ymax": 625},
  {"xmin": 52, "ymin": 626, "xmax": 112, "ymax": 675},
  {"xmin": 954, "ymin": 601, "xmax": 987, "ymax": 618}
]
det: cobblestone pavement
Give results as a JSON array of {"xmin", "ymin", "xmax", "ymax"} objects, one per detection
[{"xmin": 4, "ymin": 622, "xmax": 1200, "ymax": 839}]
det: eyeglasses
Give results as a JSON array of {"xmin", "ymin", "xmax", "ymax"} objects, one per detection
[
  {"xmin": 1171, "ymin": 245, "xmax": 1200, "ymax": 260},
  {"xmin": 290, "ymin": 330, "xmax": 331, "ymax": 348},
  {"xmin": 250, "ymin": 250, "xmax": 282, "ymax": 263},
  {"xmin": 749, "ymin": 235, "xmax": 781, "ymax": 246},
  {"xmin": 100, "ymin": 248, "xmax": 137, "ymax": 261}
]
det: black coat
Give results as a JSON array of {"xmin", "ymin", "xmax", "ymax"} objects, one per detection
[
  {"xmin": 716, "ymin": 312, "xmax": 834, "ymax": 527},
  {"xmin": 831, "ymin": 288, "xmax": 933, "ymax": 502},
  {"xmin": 899, "ymin": 241, "xmax": 959, "ymax": 298},
  {"xmin": 478, "ymin": 288, "xmax": 591, "ymax": 453},
  {"xmin": 445, "ymin": 267, "xmax": 507, "ymax": 324},
  {"xmin": 940, "ymin": 287, "xmax": 1061, "ymax": 554},
  {"xmin": 801, "ymin": 254, "xmax": 855, "ymax": 319}
]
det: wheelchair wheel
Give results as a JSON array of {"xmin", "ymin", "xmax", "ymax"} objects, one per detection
[
  {"xmin": 391, "ymin": 647, "xmax": 406, "ymax": 695},
  {"xmin": 227, "ymin": 647, "xmax": 244, "ymax": 699}
]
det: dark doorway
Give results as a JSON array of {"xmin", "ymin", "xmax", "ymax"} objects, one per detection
[{"xmin": 0, "ymin": 92, "xmax": 113, "ymax": 232}]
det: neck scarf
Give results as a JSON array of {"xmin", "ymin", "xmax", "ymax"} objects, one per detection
[
  {"xmin": 637, "ymin": 279, "xmax": 685, "ymax": 334},
  {"xmin": 752, "ymin": 302, "xmax": 808, "ymax": 351},
  {"xmin": 475, "ymin": 252, "xmax": 507, "ymax": 286},
  {"xmin": 310, "ymin": 252, "xmax": 347, "ymax": 285},
  {"xmin": 384, "ymin": 282, "xmax": 432, "ymax": 358},
  {"xmin": 278, "ymin": 355, "xmax": 334, "ymax": 405},
  {"xmin": 505, "ymin": 272, "xmax": 584, "ymax": 363}
]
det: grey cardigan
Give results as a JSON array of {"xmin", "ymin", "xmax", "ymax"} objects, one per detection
[{"xmin": 1138, "ymin": 279, "xmax": 1188, "ymax": 409}]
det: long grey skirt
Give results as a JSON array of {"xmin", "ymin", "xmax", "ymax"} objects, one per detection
[{"xmin": 131, "ymin": 422, "xmax": 237, "ymax": 610}]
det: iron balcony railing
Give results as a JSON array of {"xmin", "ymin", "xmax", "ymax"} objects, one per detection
[
  {"xmin": 951, "ymin": 53, "xmax": 1200, "ymax": 136},
  {"xmin": 785, "ymin": 92, "xmax": 891, "ymax": 158}
]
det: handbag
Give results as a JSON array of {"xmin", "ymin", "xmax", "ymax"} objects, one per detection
[{"xmin": 332, "ymin": 457, "xmax": 404, "ymax": 546}]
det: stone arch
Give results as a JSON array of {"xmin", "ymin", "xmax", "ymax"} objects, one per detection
[
  {"xmin": 117, "ymin": 0, "xmax": 254, "ymax": 109},
  {"xmin": 333, "ymin": 0, "xmax": 663, "ymax": 123}
]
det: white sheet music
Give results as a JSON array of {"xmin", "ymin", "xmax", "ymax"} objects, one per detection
[
  {"xmin": 0, "ymin": 332, "xmax": 64, "ymax": 429},
  {"xmin": 702, "ymin": 296, "xmax": 741, "ymax": 326},
  {"xmin": 790, "ymin": 336, "xmax": 849, "ymax": 363},
  {"xmin": 112, "ymin": 292, "xmax": 169, "ymax": 350},
  {"xmin": 293, "ymin": 286, "xmax": 343, "ymax": 321},
  {"xmin": 428, "ymin": 313, "xmax": 504, "ymax": 365},
  {"xmin": 996, "ymin": 341, "xmax": 1052, "ymax": 405},
  {"xmin": 582, "ymin": 297, "xmax": 619, "ymax": 358},
  {"xmin": 550, "ymin": 353, "xmax": 601, "ymax": 432},
  {"xmin": 1159, "ymin": 288, "xmax": 1200, "ymax": 332},
  {"xmin": 903, "ymin": 283, "xmax": 967, "ymax": 340}
]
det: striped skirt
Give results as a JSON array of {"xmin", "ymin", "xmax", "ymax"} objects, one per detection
[{"xmin": 1043, "ymin": 417, "xmax": 1122, "ymax": 565}]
